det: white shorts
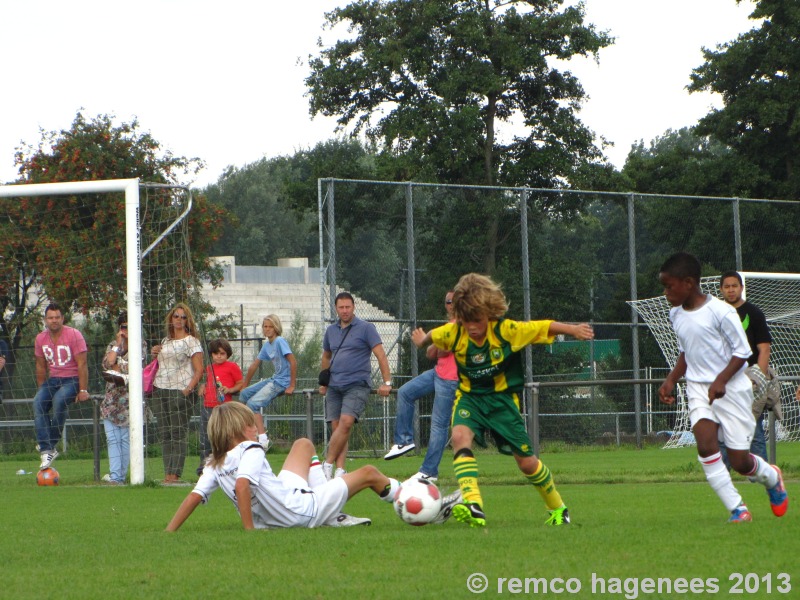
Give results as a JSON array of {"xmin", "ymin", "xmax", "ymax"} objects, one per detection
[
  {"xmin": 686, "ymin": 378, "xmax": 756, "ymax": 450},
  {"xmin": 277, "ymin": 470, "xmax": 349, "ymax": 528}
]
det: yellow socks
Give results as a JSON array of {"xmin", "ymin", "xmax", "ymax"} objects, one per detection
[{"xmin": 526, "ymin": 461, "xmax": 564, "ymax": 510}]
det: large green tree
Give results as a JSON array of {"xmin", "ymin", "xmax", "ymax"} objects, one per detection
[
  {"xmin": 689, "ymin": 0, "xmax": 800, "ymax": 198},
  {"xmin": 306, "ymin": 0, "xmax": 612, "ymax": 274},
  {"xmin": 308, "ymin": 0, "xmax": 611, "ymax": 187},
  {"xmin": 0, "ymin": 112, "xmax": 229, "ymax": 374}
]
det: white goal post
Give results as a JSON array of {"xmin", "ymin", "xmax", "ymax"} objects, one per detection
[{"xmin": 0, "ymin": 179, "xmax": 147, "ymax": 482}]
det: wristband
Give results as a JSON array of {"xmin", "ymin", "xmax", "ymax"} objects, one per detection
[
  {"xmin": 80, "ymin": 389, "xmax": 88, "ymax": 394},
  {"xmin": 111, "ymin": 346, "xmax": 120, "ymax": 353}
]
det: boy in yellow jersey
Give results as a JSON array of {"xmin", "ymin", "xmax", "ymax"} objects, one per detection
[{"xmin": 411, "ymin": 273, "xmax": 593, "ymax": 527}]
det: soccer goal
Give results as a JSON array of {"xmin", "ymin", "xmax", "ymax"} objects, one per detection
[
  {"xmin": 629, "ymin": 273, "xmax": 800, "ymax": 448},
  {"xmin": 0, "ymin": 179, "xmax": 198, "ymax": 484}
]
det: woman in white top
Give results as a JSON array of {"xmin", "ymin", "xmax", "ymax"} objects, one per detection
[{"xmin": 151, "ymin": 302, "xmax": 203, "ymax": 484}]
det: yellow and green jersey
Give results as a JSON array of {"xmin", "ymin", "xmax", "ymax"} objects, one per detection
[{"xmin": 430, "ymin": 318, "xmax": 554, "ymax": 394}]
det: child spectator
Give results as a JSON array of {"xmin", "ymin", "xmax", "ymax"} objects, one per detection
[{"xmin": 196, "ymin": 339, "xmax": 243, "ymax": 475}]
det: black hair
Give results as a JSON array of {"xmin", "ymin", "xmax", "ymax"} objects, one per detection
[
  {"xmin": 335, "ymin": 292, "xmax": 355, "ymax": 305},
  {"xmin": 44, "ymin": 302, "xmax": 63, "ymax": 315},
  {"xmin": 660, "ymin": 252, "xmax": 701, "ymax": 282},
  {"xmin": 720, "ymin": 270, "xmax": 743, "ymax": 286},
  {"xmin": 117, "ymin": 311, "xmax": 128, "ymax": 326}
]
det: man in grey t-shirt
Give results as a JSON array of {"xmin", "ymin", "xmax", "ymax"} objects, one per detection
[{"xmin": 319, "ymin": 292, "xmax": 392, "ymax": 479}]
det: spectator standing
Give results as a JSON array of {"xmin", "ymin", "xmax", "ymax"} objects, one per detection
[
  {"xmin": 384, "ymin": 290, "xmax": 458, "ymax": 482},
  {"xmin": 319, "ymin": 292, "xmax": 392, "ymax": 479},
  {"xmin": 196, "ymin": 338, "xmax": 243, "ymax": 475},
  {"xmin": 151, "ymin": 302, "xmax": 204, "ymax": 485},
  {"xmin": 100, "ymin": 312, "xmax": 145, "ymax": 484},
  {"xmin": 719, "ymin": 271, "xmax": 779, "ymax": 463}
]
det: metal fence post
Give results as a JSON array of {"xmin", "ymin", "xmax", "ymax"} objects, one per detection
[
  {"xmin": 93, "ymin": 395, "xmax": 101, "ymax": 481},
  {"xmin": 305, "ymin": 390, "xmax": 314, "ymax": 443},
  {"xmin": 628, "ymin": 193, "xmax": 642, "ymax": 449}
]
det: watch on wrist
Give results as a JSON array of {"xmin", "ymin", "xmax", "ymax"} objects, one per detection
[
  {"xmin": 80, "ymin": 389, "xmax": 88, "ymax": 394},
  {"xmin": 384, "ymin": 380, "xmax": 392, "ymax": 387}
]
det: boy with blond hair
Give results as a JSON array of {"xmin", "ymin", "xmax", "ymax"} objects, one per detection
[{"xmin": 411, "ymin": 273, "xmax": 593, "ymax": 527}]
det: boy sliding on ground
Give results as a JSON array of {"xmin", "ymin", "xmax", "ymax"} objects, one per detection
[
  {"xmin": 658, "ymin": 252, "xmax": 788, "ymax": 522},
  {"xmin": 167, "ymin": 402, "xmax": 402, "ymax": 530},
  {"xmin": 411, "ymin": 273, "xmax": 594, "ymax": 528}
]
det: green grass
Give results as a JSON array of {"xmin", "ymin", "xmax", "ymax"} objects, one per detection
[{"xmin": 4, "ymin": 445, "xmax": 800, "ymax": 599}]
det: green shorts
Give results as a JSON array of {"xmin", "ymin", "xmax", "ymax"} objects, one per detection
[{"xmin": 451, "ymin": 390, "xmax": 534, "ymax": 457}]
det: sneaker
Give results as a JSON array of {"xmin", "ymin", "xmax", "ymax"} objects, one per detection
[
  {"xmin": 452, "ymin": 502, "xmax": 486, "ymax": 528},
  {"xmin": 545, "ymin": 506, "xmax": 571, "ymax": 526},
  {"xmin": 334, "ymin": 467, "xmax": 347, "ymax": 478},
  {"xmin": 411, "ymin": 471, "xmax": 438, "ymax": 484},
  {"xmin": 430, "ymin": 489, "xmax": 462, "ymax": 524},
  {"xmin": 767, "ymin": 465, "xmax": 788, "ymax": 517},
  {"xmin": 384, "ymin": 443, "xmax": 416, "ymax": 460},
  {"xmin": 728, "ymin": 506, "xmax": 753, "ymax": 523},
  {"xmin": 322, "ymin": 462, "xmax": 333, "ymax": 481},
  {"xmin": 328, "ymin": 513, "xmax": 372, "ymax": 527},
  {"xmin": 101, "ymin": 474, "xmax": 112, "ymax": 482},
  {"xmin": 39, "ymin": 449, "xmax": 59, "ymax": 470},
  {"xmin": 101, "ymin": 474, "xmax": 124, "ymax": 485}
]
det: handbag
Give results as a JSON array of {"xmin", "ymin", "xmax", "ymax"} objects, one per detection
[
  {"xmin": 318, "ymin": 323, "xmax": 352, "ymax": 386},
  {"xmin": 143, "ymin": 359, "xmax": 159, "ymax": 394}
]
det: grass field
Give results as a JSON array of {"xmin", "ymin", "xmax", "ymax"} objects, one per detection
[{"xmin": 4, "ymin": 444, "xmax": 799, "ymax": 599}]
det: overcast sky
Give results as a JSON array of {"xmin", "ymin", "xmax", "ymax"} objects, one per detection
[{"xmin": 0, "ymin": 0, "xmax": 758, "ymax": 188}]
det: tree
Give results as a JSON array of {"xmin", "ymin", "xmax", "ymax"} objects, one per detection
[
  {"xmin": 306, "ymin": 0, "xmax": 612, "ymax": 273},
  {"xmin": 0, "ymin": 112, "xmax": 230, "ymax": 372},
  {"xmin": 204, "ymin": 157, "xmax": 318, "ymax": 266},
  {"xmin": 689, "ymin": 0, "xmax": 800, "ymax": 198}
]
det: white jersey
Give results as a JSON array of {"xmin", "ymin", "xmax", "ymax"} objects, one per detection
[
  {"xmin": 192, "ymin": 441, "xmax": 319, "ymax": 529},
  {"xmin": 670, "ymin": 294, "xmax": 752, "ymax": 383}
]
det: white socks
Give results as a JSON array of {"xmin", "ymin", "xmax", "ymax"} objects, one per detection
[
  {"xmin": 745, "ymin": 454, "xmax": 779, "ymax": 488},
  {"xmin": 699, "ymin": 452, "xmax": 743, "ymax": 512},
  {"xmin": 380, "ymin": 478, "xmax": 400, "ymax": 502}
]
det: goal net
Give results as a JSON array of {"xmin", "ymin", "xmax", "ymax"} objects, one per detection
[
  {"xmin": 629, "ymin": 273, "xmax": 800, "ymax": 448},
  {"xmin": 0, "ymin": 180, "xmax": 205, "ymax": 484}
]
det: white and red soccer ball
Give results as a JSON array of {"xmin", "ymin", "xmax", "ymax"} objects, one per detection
[{"xmin": 394, "ymin": 477, "xmax": 442, "ymax": 526}]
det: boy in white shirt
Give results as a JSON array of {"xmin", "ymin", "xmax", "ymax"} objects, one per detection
[
  {"xmin": 658, "ymin": 252, "xmax": 788, "ymax": 522},
  {"xmin": 166, "ymin": 402, "xmax": 401, "ymax": 530}
]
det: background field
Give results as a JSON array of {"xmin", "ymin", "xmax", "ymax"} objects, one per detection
[{"xmin": 4, "ymin": 444, "xmax": 798, "ymax": 599}]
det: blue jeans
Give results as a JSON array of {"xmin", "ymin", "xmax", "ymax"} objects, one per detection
[
  {"xmin": 34, "ymin": 376, "xmax": 79, "ymax": 452},
  {"xmin": 103, "ymin": 420, "xmax": 129, "ymax": 482},
  {"xmin": 394, "ymin": 369, "xmax": 458, "ymax": 478},
  {"xmin": 240, "ymin": 378, "xmax": 286, "ymax": 411}
]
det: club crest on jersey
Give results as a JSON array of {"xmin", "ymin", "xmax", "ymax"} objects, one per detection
[
  {"xmin": 473, "ymin": 353, "xmax": 486, "ymax": 364},
  {"xmin": 458, "ymin": 409, "xmax": 471, "ymax": 418},
  {"xmin": 491, "ymin": 349, "xmax": 502, "ymax": 360}
]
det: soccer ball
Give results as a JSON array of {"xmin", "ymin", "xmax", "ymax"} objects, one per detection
[
  {"xmin": 394, "ymin": 477, "xmax": 442, "ymax": 526},
  {"xmin": 37, "ymin": 468, "xmax": 60, "ymax": 486}
]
